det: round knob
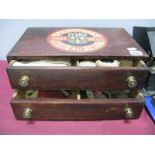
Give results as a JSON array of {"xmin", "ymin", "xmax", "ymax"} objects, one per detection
[
  {"xmin": 18, "ymin": 75, "xmax": 29, "ymax": 87},
  {"xmin": 23, "ymin": 108, "xmax": 32, "ymax": 119},
  {"xmin": 125, "ymin": 108, "xmax": 134, "ymax": 119},
  {"xmin": 127, "ymin": 76, "xmax": 137, "ymax": 88}
]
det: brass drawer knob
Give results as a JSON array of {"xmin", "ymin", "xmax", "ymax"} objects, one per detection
[
  {"xmin": 127, "ymin": 76, "xmax": 137, "ymax": 88},
  {"xmin": 23, "ymin": 108, "xmax": 32, "ymax": 119},
  {"xmin": 125, "ymin": 108, "xmax": 134, "ymax": 119},
  {"xmin": 18, "ymin": 75, "xmax": 29, "ymax": 87}
]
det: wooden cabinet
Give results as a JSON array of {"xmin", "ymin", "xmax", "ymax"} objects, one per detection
[{"xmin": 7, "ymin": 27, "xmax": 149, "ymax": 120}]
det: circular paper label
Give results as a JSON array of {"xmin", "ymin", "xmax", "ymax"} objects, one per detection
[{"xmin": 47, "ymin": 28, "xmax": 108, "ymax": 52}]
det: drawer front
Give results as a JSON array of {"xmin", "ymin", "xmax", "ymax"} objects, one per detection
[
  {"xmin": 7, "ymin": 66, "xmax": 149, "ymax": 90},
  {"xmin": 11, "ymin": 98, "xmax": 144, "ymax": 120}
]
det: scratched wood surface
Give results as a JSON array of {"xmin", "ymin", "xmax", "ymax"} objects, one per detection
[
  {"xmin": 7, "ymin": 27, "xmax": 148, "ymax": 61},
  {"xmin": 7, "ymin": 66, "xmax": 149, "ymax": 90},
  {"xmin": 11, "ymin": 98, "xmax": 144, "ymax": 120}
]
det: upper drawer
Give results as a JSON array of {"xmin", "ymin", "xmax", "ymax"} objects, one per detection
[{"xmin": 7, "ymin": 59, "xmax": 149, "ymax": 90}]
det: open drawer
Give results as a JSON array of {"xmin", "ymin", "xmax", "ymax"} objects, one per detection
[
  {"xmin": 7, "ymin": 59, "xmax": 149, "ymax": 90},
  {"xmin": 11, "ymin": 90, "xmax": 144, "ymax": 120}
]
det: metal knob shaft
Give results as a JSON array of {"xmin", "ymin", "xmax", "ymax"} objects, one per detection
[
  {"xmin": 125, "ymin": 108, "xmax": 134, "ymax": 119},
  {"xmin": 127, "ymin": 76, "xmax": 137, "ymax": 88},
  {"xmin": 23, "ymin": 108, "xmax": 32, "ymax": 119},
  {"xmin": 18, "ymin": 75, "xmax": 29, "ymax": 87}
]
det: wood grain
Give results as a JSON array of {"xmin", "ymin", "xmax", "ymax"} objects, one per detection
[
  {"xmin": 7, "ymin": 28, "xmax": 148, "ymax": 61},
  {"xmin": 11, "ymin": 98, "xmax": 144, "ymax": 120},
  {"xmin": 7, "ymin": 66, "xmax": 149, "ymax": 90}
]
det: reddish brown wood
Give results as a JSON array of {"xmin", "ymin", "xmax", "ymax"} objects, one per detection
[
  {"xmin": 7, "ymin": 28, "xmax": 148, "ymax": 62},
  {"xmin": 7, "ymin": 66, "xmax": 149, "ymax": 90},
  {"xmin": 11, "ymin": 98, "xmax": 144, "ymax": 120},
  {"xmin": 6, "ymin": 27, "xmax": 149, "ymax": 120}
]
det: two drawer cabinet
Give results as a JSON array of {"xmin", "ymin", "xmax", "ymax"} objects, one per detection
[{"xmin": 7, "ymin": 27, "xmax": 149, "ymax": 120}]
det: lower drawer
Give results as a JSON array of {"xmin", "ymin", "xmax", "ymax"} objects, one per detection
[{"xmin": 11, "ymin": 90, "xmax": 144, "ymax": 120}]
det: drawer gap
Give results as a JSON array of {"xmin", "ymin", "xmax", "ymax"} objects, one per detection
[
  {"xmin": 9, "ymin": 59, "xmax": 146, "ymax": 68},
  {"xmin": 13, "ymin": 90, "xmax": 144, "ymax": 100}
]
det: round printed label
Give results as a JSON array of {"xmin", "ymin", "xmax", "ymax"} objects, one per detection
[{"xmin": 47, "ymin": 28, "xmax": 108, "ymax": 52}]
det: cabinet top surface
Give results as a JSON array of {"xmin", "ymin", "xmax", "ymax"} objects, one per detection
[{"xmin": 7, "ymin": 27, "xmax": 148, "ymax": 60}]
